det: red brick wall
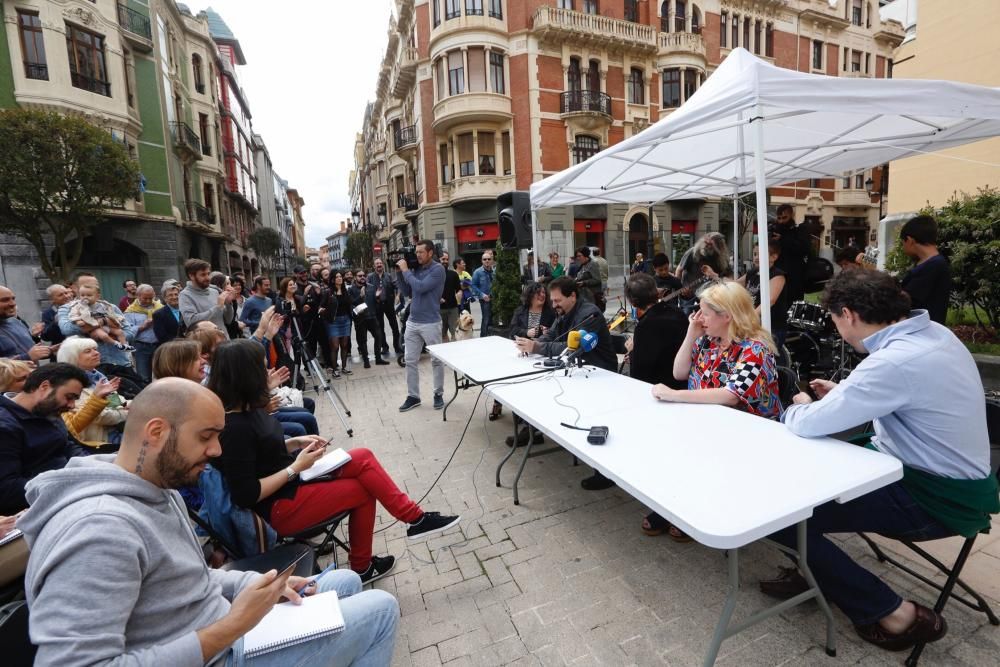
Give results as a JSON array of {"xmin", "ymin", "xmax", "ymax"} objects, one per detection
[
  {"xmin": 510, "ymin": 52, "xmax": 534, "ymax": 189},
  {"xmin": 419, "ymin": 78, "xmax": 438, "ymax": 203},
  {"xmin": 508, "ymin": 0, "xmax": 550, "ymax": 32},
  {"xmin": 703, "ymin": 11, "xmax": 722, "ymax": 64},
  {"xmin": 539, "ymin": 119, "xmax": 568, "ymax": 177},
  {"xmin": 537, "ymin": 55, "xmax": 563, "ymax": 90},
  {"xmin": 415, "ymin": 3, "xmax": 429, "ymax": 57}
]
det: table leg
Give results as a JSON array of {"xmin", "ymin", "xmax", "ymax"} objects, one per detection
[
  {"xmin": 442, "ymin": 370, "xmax": 461, "ymax": 421},
  {"xmin": 495, "ymin": 415, "xmax": 521, "ymax": 488},
  {"xmin": 703, "ymin": 548, "xmax": 740, "ymax": 667},
  {"xmin": 795, "ymin": 520, "xmax": 837, "ymax": 657},
  {"xmin": 511, "ymin": 424, "xmax": 538, "ymax": 506}
]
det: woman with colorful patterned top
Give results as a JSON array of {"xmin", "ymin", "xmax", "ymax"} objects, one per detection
[{"xmin": 643, "ymin": 280, "xmax": 782, "ymax": 540}]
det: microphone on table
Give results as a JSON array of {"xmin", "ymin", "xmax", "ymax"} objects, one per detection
[
  {"xmin": 539, "ymin": 311, "xmax": 604, "ymax": 368},
  {"xmin": 563, "ymin": 330, "xmax": 598, "ymax": 367},
  {"xmin": 543, "ymin": 330, "xmax": 579, "ymax": 368}
]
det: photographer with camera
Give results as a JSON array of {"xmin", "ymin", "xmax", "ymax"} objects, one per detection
[
  {"xmin": 293, "ymin": 265, "xmax": 334, "ymax": 372},
  {"xmin": 397, "ymin": 241, "xmax": 446, "ymax": 412}
]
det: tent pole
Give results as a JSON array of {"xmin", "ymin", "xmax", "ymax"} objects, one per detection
[
  {"xmin": 752, "ymin": 105, "xmax": 772, "ymax": 333},
  {"xmin": 732, "ymin": 187, "xmax": 739, "ymax": 277},
  {"xmin": 530, "ymin": 211, "xmax": 539, "ymax": 282}
]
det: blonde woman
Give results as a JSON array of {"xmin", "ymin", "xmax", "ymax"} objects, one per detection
[
  {"xmin": 0, "ymin": 358, "xmax": 33, "ymax": 393},
  {"xmin": 645, "ymin": 282, "xmax": 782, "ymax": 540},
  {"xmin": 56, "ymin": 337, "xmax": 126, "ymax": 449}
]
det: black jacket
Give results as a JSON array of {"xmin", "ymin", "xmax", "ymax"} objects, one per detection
[
  {"xmin": 40, "ymin": 307, "xmax": 65, "ymax": 344},
  {"xmin": 536, "ymin": 301, "xmax": 616, "ymax": 372},
  {"xmin": 366, "ymin": 270, "xmax": 398, "ymax": 308},
  {"xmin": 772, "ymin": 222, "xmax": 811, "ymax": 302},
  {"xmin": 630, "ymin": 302, "xmax": 688, "ymax": 389},
  {"xmin": 152, "ymin": 305, "xmax": 186, "ymax": 343},
  {"xmin": 509, "ymin": 304, "xmax": 556, "ymax": 339},
  {"xmin": 348, "ymin": 283, "xmax": 378, "ymax": 321}
]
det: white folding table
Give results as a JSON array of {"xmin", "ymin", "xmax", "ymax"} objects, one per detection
[
  {"xmin": 427, "ymin": 336, "xmax": 554, "ymax": 420},
  {"xmin": 487, "ymin": 366, "xmax": 903, "ymax": 666}
]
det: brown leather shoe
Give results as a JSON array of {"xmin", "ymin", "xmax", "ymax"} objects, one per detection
[
  {"xmin": 854, "ymin": 602, "xmax": 948, "ymax": 652},
  {"xmin": 759, "ymin": 567, "xmax": 809, "ymax": 600}
]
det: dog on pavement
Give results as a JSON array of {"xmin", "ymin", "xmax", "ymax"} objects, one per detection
[{"xmin": 455, "ymin": 310, "xmax": 475, "ymax": 341}]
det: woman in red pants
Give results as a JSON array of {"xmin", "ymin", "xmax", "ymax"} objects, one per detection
[{"xmin": 208, "ymin": 339, "xmax": 460, "ymax": 584}]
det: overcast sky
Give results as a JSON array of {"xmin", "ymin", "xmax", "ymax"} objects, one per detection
[{"xmin": 188, "ymin": 1, "xmax": 393, "ymax": 248}]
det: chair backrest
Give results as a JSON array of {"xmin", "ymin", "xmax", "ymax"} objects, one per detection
[
  {"xmin": 775, "ymin": 365, "xmax": 800, "ymax": 409},
  {"xmin": 0, "ymin": 601, "xmax": 36, "ymax": 667}
]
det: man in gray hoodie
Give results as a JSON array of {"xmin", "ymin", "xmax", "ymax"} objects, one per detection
[
  {"xmin": 21, "ymin": 377, "xmax": 398, "ymax": 666},
  {"xmin": 179, "ymin": 259, "xmax": 236, "ymax": 337}
]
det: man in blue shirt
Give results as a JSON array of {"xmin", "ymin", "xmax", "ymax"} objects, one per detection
[
  {"xmin": 761, "ymin": 270, "xmax": 998, "ymax": 653},
  {"xmin": 397, "ymin": 240, "xmax": 446, "ymax": 412},
  {"xmin": 470, "ymin": 251, "xmax": 495, "ymax": 337},
  {"xmin": 239, "ymin": 276, "xmax": 273, "ymax": 331},
  {"xmin": 0, "ymin": 286, "xmax": 52, "ymax": 362}
]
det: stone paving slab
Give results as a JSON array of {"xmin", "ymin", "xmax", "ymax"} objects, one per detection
[{"xmin": 308, "ymin": 353, "xmax": 1000, "ymax": 666}]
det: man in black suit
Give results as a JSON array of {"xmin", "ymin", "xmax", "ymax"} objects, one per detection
[{"xmin": 368, "ymin": 258, "xmax": 401, "ymax": 355}]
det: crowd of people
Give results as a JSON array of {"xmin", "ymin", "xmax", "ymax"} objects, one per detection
[{"xmin": 0, "ymin": 208, "xmax": 994, "ymax": 662}]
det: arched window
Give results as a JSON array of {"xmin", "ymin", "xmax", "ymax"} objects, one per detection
[
  {"xmin": 691, "ymin": 5, "xmax": 701, "ymax": 33},
  {"xmin": 660, "ymin": 1, "xmax": 669, "ymax": 32},
  {"xmin": 627, "ymin": 68, "xmax": 644, "ymax": 104},
  {"xmin": 720, "ymin": 11, "xmax": 727, "ymax": 47},
  {"xmin": 587, "ymin": 59, "xmax": 600, "ymax": 92},
  {"xmin": 731, "ymin": 14, "xmax": 739, "ymax": 48},
  {"xmin": 568, "ymin": 57, "xmax": 581, "ymax": 92},
  {"xmin": 754, "ymin": 19, "xmax": 762, "ymax": 54},
  {"xmin": 572, "ymin": 135, "xmax": 599, "ymax": 165},
  {"xmin": 674, "ymin": 1, "xmax": 687, "ymax": 33}
]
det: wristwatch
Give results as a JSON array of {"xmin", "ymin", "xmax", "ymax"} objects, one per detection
[{"xmin": 285, "ymin": 466, "xmax": 298, "ymax": 482}]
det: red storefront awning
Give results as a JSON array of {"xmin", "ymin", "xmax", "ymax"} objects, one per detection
[
  {"xmin": 574, "ymin": 220, "xmax": 606, "ymax": 233},
  {"xmin": 456, "ymin": 223, "xmax": 499, "ymax": 243}
]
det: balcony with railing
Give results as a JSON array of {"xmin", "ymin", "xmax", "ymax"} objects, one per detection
[
  {"xmin": 658, "ymin": 31, "xmax": 707, "ymax": 61},
  {"xmin": 533, "ymin": 6, "xmax": 656, "ymax": 54},
  {"xmin": 117, "ymin": 3, "xmax": 153, "ymax": 51},
  {"xmin": 561, "ymin": 90, "xmax": 612, "ymax": 117},
  {"xmin": 432, "ymin": 93, "xmax": 512, "ymax": 133},
  {"xmin": 393, "ymin": 125, "xmax": 418, "ymax": 154},
  {"xmin": 183, "ymin": 201, "xmax": 215, "ymax": 225},
  {"xmin": 24, "ymin": 62, "xmax": 48, "ymax": 81},
  {"xmin": 391, "ymin": 45, "xmax": 419, "ymax": 98},
  {"xmin": 70, "ymin": 71, "xmax": 111, "ymax": 96},
  {"xmin": 170, "ymin": 122, "xmax": 202, "ymax": 161},
  {"xmin": 398, "ymin": 192, "xmax": 418, "ymax": 212}
]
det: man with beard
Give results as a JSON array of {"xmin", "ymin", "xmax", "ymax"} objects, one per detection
[
  {"xmin": 0, "ymin": 363, "xmax": 90, "ymax": 515},
  {"xmin": 179, "ymin": 259, "xmax": 237, "ymax": 337},
  {"xmin": 20, "ymin": 378, "xmax": 400, "ymax": 666},
  {"xmin": 348, "ymin": 271, "xmax": 388, "ymax": 368},
  {"xmin": 515, "ymin": 277, "xmax": 617, "ymax": 489},
  {"xmin": 0, "ymin": 285, "xmax": 52, "ymax": 362}
]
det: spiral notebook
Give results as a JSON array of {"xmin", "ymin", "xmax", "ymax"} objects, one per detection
[
  {"xmin": 300, "ymin": 447, "xmax": 352, "ymax": 482},
  {"xmin": 243, "ymin": 590, "xmax": 345, "ymax": 658}
]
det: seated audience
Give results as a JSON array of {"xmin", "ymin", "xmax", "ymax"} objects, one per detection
[
  {"xmin": 0, "ymin": 363, "xmax": 90, "ymax": 515},
  {"xmin": 58, "ymin": 275, "xmax": 138, "ymax": 384},
  {"xmin": 208, "ymin": 340, "xmax": 461, "ymax": 584},
  {"xmin": 0, "ymin": 358, "xmax": 33, "ymax": 393},
  {"xmin": 123, "ymin": 284, "xmax": 162, "ymax": 383},
  {"xmin": 153, "ymin": 282, "xmax": 186, "ymax": 342},
  {"xmin": 515, "ymin": 277, "xmax": 617, "ymax": 490},
  {"xmin": 56, "ymin": 337, "xmax": 127, "ymax": 450},
  {"xmin": 38, "ymin": 283, "xmax": 70, "ymax": 345},
  {"xmin": 625, "ymin": 274, "xmax": 688, "ymax": 389},
  {"xmin": 152, "ymin": 339, "xmax": 207, "ymax": 383},
  {"xmin": 179, "ymin": 259, "xmax": 236, "ymax": 336},
  {"xmin": 760, "ymin": 270, "xmax": 998, "ymax": 653},
  {"xmin": 0, "ymin": 285, "xmax": 52, "ymax": 362},
  {"xmin": 21, "ymin": 378, "xmax": 400, "ymax": 665},
  {"xmin": 67, "ymin": 282, "xmax": 133, "ymax": 350}
]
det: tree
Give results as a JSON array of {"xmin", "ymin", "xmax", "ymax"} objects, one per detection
[
  {"xmin": 344, "ymin": 232, "xmax": 373, "ymax": 270},
  {"xmin": 248, "ymin": 227, "xmax": 282, "ymax": 275},
  {"xmin": 491, "ymin": 241, "xmax": 522, "ymax": 331},
  {"xmin": 0, "ymin": 109, "xmax": 140, "ymax": 282}
]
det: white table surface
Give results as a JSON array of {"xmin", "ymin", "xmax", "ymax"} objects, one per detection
[
  {"xmin": 488, "ymin": 367, "xmax": 903, "ymax": 549},
  {"xmin": 428, "ymin": 336, "xmax": 554, "ymax": 384}
]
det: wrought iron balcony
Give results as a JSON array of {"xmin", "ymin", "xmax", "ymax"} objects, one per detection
[
  {"xmin": 560, "ymin": 90, "xmax": 612, "ymax": 117},
  {"xmin": 170, "ymin": 122, "xmax": 202, "ymax": 159},
  {"xmin": 393, "ymin": 125, "xmax": 418, "ymax": 151},
  {"xmin": 117, "ymin": 3, "xmax": 152, "ymax": 42},
  {"xmin": 70, "ymin": 71, "xmax": 111, "ymax": 96},
  {"xmin": 397, "ymin": 193, "xmax": 418, "ymax": 211},
  {"xmin": 183, "ymin": 201, "xmax": 215, "ymax": 225},
  {"xmin": 24, "ymin": 62, "xmax": 48, "ymax": 81}
]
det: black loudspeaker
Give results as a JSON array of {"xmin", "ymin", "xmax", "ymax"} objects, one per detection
[{"xmin": 497, "ymin": 191, "xmax": 532, "ymax": 249}]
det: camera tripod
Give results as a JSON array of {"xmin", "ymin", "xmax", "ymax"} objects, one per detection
[{"xmin": 287, "ymin": 315, "xmax": 353, "ymax": 437}]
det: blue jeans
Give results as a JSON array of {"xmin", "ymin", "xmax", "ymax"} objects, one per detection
[
  {"xmin": 133, "ymin": 340, "xmax": 158, "ymax": 383},
  {"xmin": 768, "ymin": 479, "xmax": 951, "ymax": 626},
  {"xmin": 228, "ymin": 569, "xmax": 399, "ymax": 666},
  {"xmin": 274, "ymin": 407, "xmax": 319, "ymax": 436},
  {"xmin": 479, "ymin": 299, "xmax": 493, "ymax": 337}
]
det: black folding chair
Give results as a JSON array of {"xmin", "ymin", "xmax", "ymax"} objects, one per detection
[
  {"xmin": 857, "ymin": 400, "xmax": 1000, "ymax": 666},
  {"xmin": 0, "ymin": 600, "xmax": 34, "ymax": 667},
  {"xmin": 775, "ymin": 365, "xmax": 801, "ymax": 409}
]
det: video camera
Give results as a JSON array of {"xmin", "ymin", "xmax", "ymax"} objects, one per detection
[{"xmin": 387, "ymin": 245, "xmax": 419, "ymax": 271}]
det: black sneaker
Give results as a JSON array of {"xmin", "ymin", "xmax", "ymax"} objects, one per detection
[
  {"xmin": 357, "ymin": 554, "xmax": 396, "ymax": 585},
  {"xmin": 580, "ymin": 471, "xmax": 616, "ymax": 491},
  {"xmin": 407, "ymin": 512, "xmax": 461, "ymax": 540},
  {"xmin": 433, "ymin": 394, "xmax": 444, "ymax": 410},
  {"xmin": 375, "ymin": 358, "xmax": 389, "ymax": 366},
  {"xmin": 399, "ymin": 396, "xmax": 421, "ymax": 412},
  {"xmin": 363, "ymin": 360, "xmax": 371, "ymax": 369}
]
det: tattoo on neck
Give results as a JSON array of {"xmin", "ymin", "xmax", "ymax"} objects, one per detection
[{"xmin": 135, "ymin": 440, "xmax": 148, "ymax": 474}]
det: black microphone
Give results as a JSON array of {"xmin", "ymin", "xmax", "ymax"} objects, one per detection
[{"xmin": 539, "ymin": 310, "xmax": 604, "ymax": 367}]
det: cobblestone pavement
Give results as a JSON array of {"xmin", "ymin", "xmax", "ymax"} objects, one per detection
[{"xmin": 309, "ymin": 352, "xmax": 1000, "ymax": 666}]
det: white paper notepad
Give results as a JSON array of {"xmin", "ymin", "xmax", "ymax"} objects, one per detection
[
  {"xmin": 300, "ymin": 447, "xmax": 352, "ymax": 482},
  {"xmin": 243, "ymin": 590, "xmax": 345, "ymax": 657}
]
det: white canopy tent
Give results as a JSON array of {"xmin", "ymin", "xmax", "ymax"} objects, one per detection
[{"xmin": 528, "ymin": 48, "xmax": 1000, "ymax": 329}]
